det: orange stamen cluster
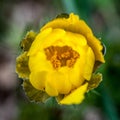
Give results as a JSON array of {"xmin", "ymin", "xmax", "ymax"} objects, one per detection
[{"xmin": 44, "ymin": 46, "xmax": 80, "ymax": 69}]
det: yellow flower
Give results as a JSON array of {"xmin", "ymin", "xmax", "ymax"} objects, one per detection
[{"xmin": 16, "ymin": 13, "xmax": 105, "ymax": 105}]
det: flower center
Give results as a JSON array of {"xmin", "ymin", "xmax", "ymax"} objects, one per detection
[{"xmin": 44, "ymin": 46, "xmax": 80, "ymax": 69}]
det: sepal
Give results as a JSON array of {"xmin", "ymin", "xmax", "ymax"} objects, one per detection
[
  {"xmin": 23, "ymin": 80, "xmax": 49, "ymax": 103},
  {"xmin": 56, "ymin": 13, "xmax": 69, "ymax": 19},
  {"xmin": 21, "ymin": 30, "xmax": 37, "ymax": 51},
  {"xmin": 16, "ymin": 52, "xmax": 30, "ymax": 79},
  {"xmin": 87, "ymin": 73, "xmax": 102, "ymax": 91}
]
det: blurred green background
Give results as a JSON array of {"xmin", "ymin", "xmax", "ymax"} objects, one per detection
[{"xmin": 0, "ymin": 0, "xmax": 120, "ymax": 120}]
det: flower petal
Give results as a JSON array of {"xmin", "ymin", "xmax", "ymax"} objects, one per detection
[
  {"xmin": 28, "ymin": 51, "xmax": 52, "ymax": 72},
  {"xmin": 83, "ymin": 47, "xmax": 95, "ymax": 80},
  {"xmin": 68, "ymin": 46, "xmax": 88, "ymax": 88},
  {"xmin": 45, "ymin": 78, "xmax": 58, "ymax": 96},
  {"xmin": 28, "ymin": 28, "xmax": 52, "ymax": 56},
  {"xmin": 63, "ymin": 31, "xmax": 87, "ymax": 51},
  {"xmin": 59, "ymin": 83, "xmax": 88, "ymax": 105},
  {"xmin": 40, "ymin": 28, "xmax": 66, "ymax": 48},
  {"xmin": 86, "ymin": 34, "xmax": 105, "ymax": 63},
  {"xmin": 41, "ymin": 13, "xmax": 92, "ymax": 38},
  {"xmin": 30, "ymin": 71, "xmax": 47, "ymax": 90},
  {"xmin": 28, "ymin": 28, "xmax": 66, "ymax": 56},
  {"xmin": 45, "ymin": 70, "xmax": 72, "ymax": 96}
]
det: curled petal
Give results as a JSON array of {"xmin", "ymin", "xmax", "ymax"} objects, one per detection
[
  {"xmin": 86, "ymin": 34, "xmax": 105, "ymax": 63},
  {"xmin": 41, "ymin": 13, "xmax": 92, "ymax": 38},
  {"xmin": 59, "ymin": 83, "xmax": 88, "ymax": 105}
]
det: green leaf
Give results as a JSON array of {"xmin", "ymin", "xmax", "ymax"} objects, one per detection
[
  {"xmin": 87, "ymin": 73, "xmax": 102, "ymax": 91},
  {"xmin": 22, "ymin": 80, "xmax": 50, "ymax": 103},
  {"xmin": 21, "ymin": 30, "xmax": 37, "ymax": 51}
]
